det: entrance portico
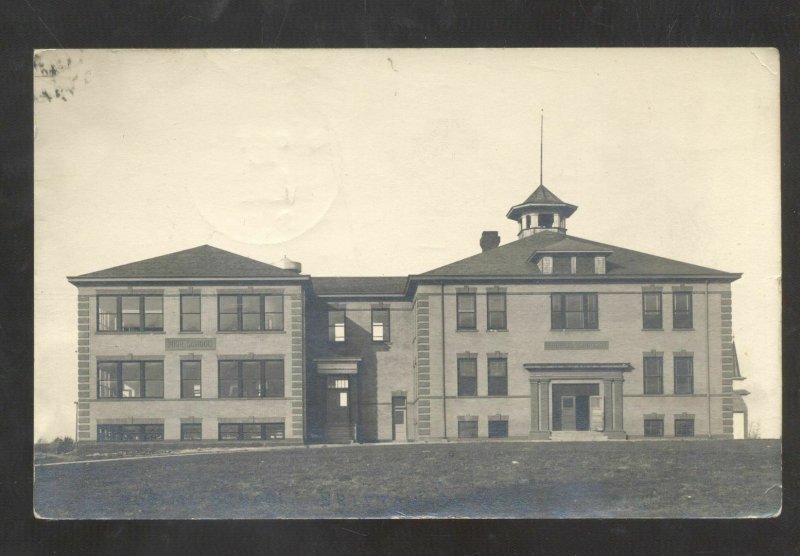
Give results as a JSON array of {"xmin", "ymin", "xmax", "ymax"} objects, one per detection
[
  {"xmin": 314, "ymin": 357, "xmax": 361, "ymax": 444},
  {"xmin": 526, "ymin": 363, "xmax": 632, "ymax": 440}
]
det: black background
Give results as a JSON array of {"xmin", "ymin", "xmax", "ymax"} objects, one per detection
[{"xmin": 1, "ymin": 1, "xmax": 798, "ymax": 554}]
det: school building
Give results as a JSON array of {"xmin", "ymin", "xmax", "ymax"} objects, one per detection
[{"xmin": 68, "ymin": 184, "xmax": 749, "ymax": 443}]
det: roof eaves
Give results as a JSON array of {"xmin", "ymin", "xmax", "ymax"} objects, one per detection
[
  {"xmin": 409, "ymin": 273, "xmax": 742, "ymax": 282},
  {"xmin": 67, "ymin": 275, "xmax": 311, "ymax": 285}
]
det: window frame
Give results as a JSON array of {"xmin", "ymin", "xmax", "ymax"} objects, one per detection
[
  {"xmin": 180, "ymin": 294, "xmax": 202, "ymax": 332},
  {"xmin": 180, "ymin": 423, "xmax": 203, "ymax": 441},
  {"xmin": 457, "ymin": 420, "xmax": 479, "ymax": 439},
  {"xmin": 488, "ymin": 419, "xmax": 509, "ymax": 438},
  {"xmin": 456, "ymin": 293, "xmax": 477, "ymax": 330},
  {"xmin": 97, "ymin": 424, "xmax": 164, "ymax": 442},
  {"xmin": 550, "ymin": 293, "xmax": 599, "ymax": 330},
  {"xmin": 486, "ymin": 292, "xmax": 507, "ymax": 331},
  {"xmin": 672, "ymin": 291, "xmax": 693, "ymax": 329},
  {"xmin": 217, "ymin": 359, "xmax": 285, "ymax": 399},
  {"xmin": 96, "ymin": 294, "xmax": 164, "ymax": 332},
  {"xmin": 180, "ymin": 360, "xmax": 202, "ymax": 399},
  {"xmin": 642, "ymin": 292, "xmax": 663, "ymax": 330},
  {"xmin": 643, "ymin": 356, "xmax": 663, "ymax": 395},
  {"xmin": 328, "ymin": 309, "xmax": 346, "ymax": 343},
  {"xmin": 371, "ymin": 308, "xmax": 390, "ymax": 343},
  {"xmin": 674, "ymin": 418, "xmax": 695, "ymax": 437},
  {"xmin": 217, "ymin": 422, "xmax": 285, "ymax": 441},
  {"xmin": 216, "ymin": 294, "xmax": 284, "ymax": 332},
  {"xmin": 487, "ymin": 357, "xmax": 508, "ymax": 396},
  {"xmin": 643, "ymin": 418, "xmax": 664, "ymax": 437},
  {"xmin": 457, "ymin": 357, "xmax": 478, "ymax": 397},
  {"xmin": 673, "ymin": 356, "xmax": 694, "ymax": 394},
  {"xmin": 96, "ymin": 360, "xmax": 164, "ymax": 399}
]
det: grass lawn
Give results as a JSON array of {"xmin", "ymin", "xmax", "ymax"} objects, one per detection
[{"xmin": 34, "ymin": 439, "xmax": 781, "ymax": 519}]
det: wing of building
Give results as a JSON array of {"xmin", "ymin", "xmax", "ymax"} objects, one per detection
[{"xmin": 68, "ymin": 186, "xmax": 744, "ymax": 444}]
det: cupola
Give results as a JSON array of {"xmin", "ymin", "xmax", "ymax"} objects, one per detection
[
  {"xmin": 506, "ymin": 110, "xmax": 578, "ymax": 238},
  {"xmin": 506, "ymin": 184, "xmax": 577, "ymax": 238}
]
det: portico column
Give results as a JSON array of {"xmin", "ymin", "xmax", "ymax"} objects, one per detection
[
  {"xmin": 612, "ymin": 378, "xmax": 624, "ymax": 431},
  {"xmin": 602, "ymin": 377, "xmax": 627, "ymax": 439},
  {"xmin": 540, "ymin": 379, "xmax": 551, "ymax": 432},
  {"xmin": 529, "ymin": 378, "xmax": 550, "ymax": 439},
  {"xmin": 603, "ymin": 379, "xmax": 614, "ymax": 431},
  {"xmin": 529, "ymin": 379, "xmax": 540, "ymax": 432}
]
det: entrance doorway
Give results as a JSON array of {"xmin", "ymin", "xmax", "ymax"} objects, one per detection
[
  {"xmin": 325, "ymin": 376, "xmax": 353, "ymax": 443},
  {"xmin": 392, "ymin": 396, "xmax": 407, "ymax": 441},
  {"xmin": 552, "ymin": 383, "xmax": 601, "ymax": 431}
]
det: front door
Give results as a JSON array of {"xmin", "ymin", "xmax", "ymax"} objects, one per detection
[
  {"xmin": 392, "ymin": 396, "xmax": 407, "ymax": 441},
  {"xmin": 325, "ymin": 377, "xmax": 352, "ymax": 443},
  {"xmin": 561, "ymin": 396, "xmax": 576, "ymax": 430},
  {"xmin": 575, "ymin": 396, "xmax": 590, "ymax": 431}
]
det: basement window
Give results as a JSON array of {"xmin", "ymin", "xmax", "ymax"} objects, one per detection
[
  {"xmin": 97, "ymin": 424, "xmax": 164, "ymax": 442},
  {"xmin": 458, "ymin": 420, "xmax": 478, "ymax": 438},
  {"xmin": 643, "ymin": 418, "xmax": 664, "ymax": 437},
  {"xmin": 180, "ymin": 423, "xmax": 202, "ymax": 441},
  {"xmin": 218, "ymin": 423, "xmax": 285, "ymax": 441},
  {"xmin": 488, "ymin": 420, "xmax": 508, "ymax": 438},
  {"xmin": 674, "ymin": 418, "xmax": 695, "ymax": 437}
]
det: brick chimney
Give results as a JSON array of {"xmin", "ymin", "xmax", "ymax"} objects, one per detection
[{"xmin": 480, "ymin": 231, "xmax": 500, "ymax": 252}]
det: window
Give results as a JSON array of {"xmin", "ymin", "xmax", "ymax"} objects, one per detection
[
  {"xmin": 457, "ymin": 358, "xmax": 477, "ymax": 396},
  {"xmin": 488, "ymin": 420, "xmax": 508, "ymax": 438},
  {"xmin": 372, "ymin": 308, "xmax": 390, "ymax": 342},
  {"xmin": 576, "ymin": 256, "xmax": 595, "ymax": 274},
  {"xmin": 551, "ymin": 293, "xmax": 598, "ymax": 329},
  {"xmin": 218, "ymin": 423, "xmax": 285, "ymax": 441},
  {"xmin": 458, "ymin": 420, "xmax": 478, "ymax": 438},
  {"xmin": 181, "ymin": 423, "xmax": 202, "ymax": 441},
  {"xmin": 674, "ymin": 418, "xmax": 695, "ymax": 437},
  {"xmin": 456, "ymin": 293, "xmax": 476, "ymax": 330},
  {"xmin": 97, "ymin": 424, "xmax": 164, "ymax": 442},
  {"xmin": 328, "ymin": 310, "xmax": 346, "ymax": 342},
  {"xmin": 594, "ymin": 256, "xmax": 606, "ymax": 274},
  {"xmin": 264, "ymin": 295, "xmax": 284, "ymax": 331},
  {"xmin": 538, "ymin": 213, "xmax": 554, "ymax": 228},
  {"xmin": 97, "ymin": 295, "xmax": 163, "ymax": 332},
  {"xmin": 673, "ymin": 292, "xmax": 693, "ymax": 329},
  {"xmin": 552, "ymin": 255, "xmax": 571, "ymax": 274},
  {"xmin": 97, "ymin": 361, "xmax": 164, "ymax": 399},
  {"xmin": 486, "ymin": 293, "xmax": 507, "ymax": 330},
  {"xmin": 643, "ymin": 356, "xmax": 663, "ymax": 395},
  {"xmin": 674, "ymin": 357, "xmax": 694, "ymax": 394},
  {"xmin": 180, "ymin": 360, "xmax": 202, "ymax": 398},
  {"xmin": 642, "ymin": 292, "xmax": 663, "ymax": 329},
  {"xmin": 644, "ymin": 419, "xmax": 664, "ymax": 437},
  {"xmin": 218, "ymin": 360, "xmax": 284, "ymax": 398},
  {"xmin": 487, "ymin": 357, "xmax": 508, "ymax": 396},
  {"xmin": 180, "ymin": 294, "xmax": 201, "ymax": 332},
  {"xmin": 217, "ymin": 294, "xmax": 284, "ymax": 332}
]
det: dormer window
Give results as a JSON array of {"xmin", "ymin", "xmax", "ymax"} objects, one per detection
[
  {"xmin": 594, "ymin": 256, "xmax": 606, "ymax": 274},
  {"xmin": 533, "ymin": 251, "xmax": 611, "ymax": 275},
  {"xmin": 538, "ymin": 213, "xmax": 554, "ymax": 228},
  {"xmin": 553, "ymin": 255, "xmax": 571, "ymax": 274}
]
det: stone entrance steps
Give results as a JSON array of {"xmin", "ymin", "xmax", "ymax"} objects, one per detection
[{"xmin": 550, "ymin": 431, "xmax": 609, "ymax": 442}]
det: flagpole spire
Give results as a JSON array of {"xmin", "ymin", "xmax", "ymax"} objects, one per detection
[{"xmin": 539, "ymin": 109, "xmax": 544, "ymax": 186}]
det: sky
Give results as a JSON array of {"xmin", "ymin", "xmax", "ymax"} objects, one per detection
[{"xmin": 34, "ymin": 48, "xmax": 781, "ymax": 440}]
